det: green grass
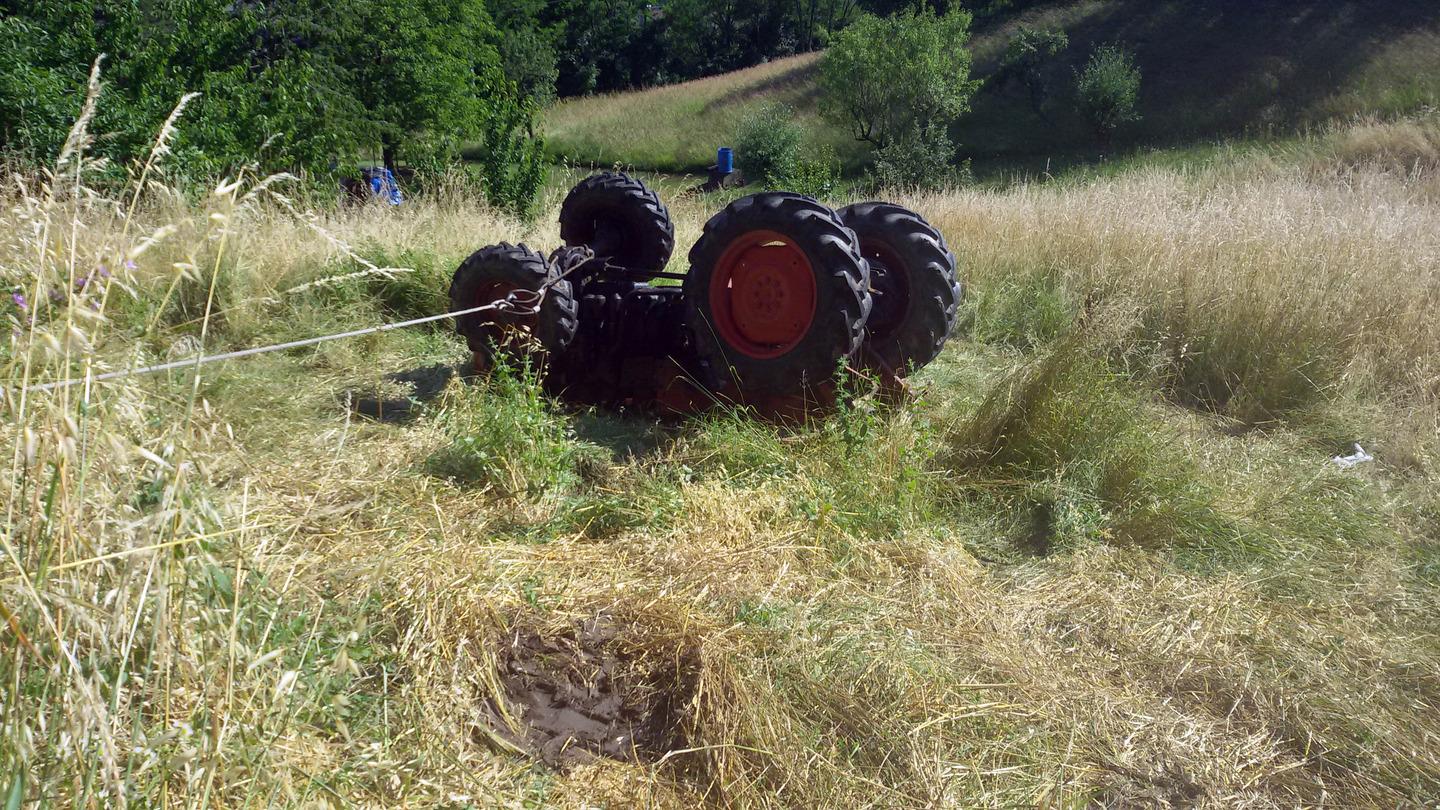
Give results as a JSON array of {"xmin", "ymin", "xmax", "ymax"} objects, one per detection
[{"xmin": 543, "ymin": 52, "xmax": 865, "ymax": 174}]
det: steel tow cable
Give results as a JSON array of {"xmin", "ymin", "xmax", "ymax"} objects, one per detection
[{"xmin": 18, "ymin": 248, "xmax": 592, "ymax": 394}]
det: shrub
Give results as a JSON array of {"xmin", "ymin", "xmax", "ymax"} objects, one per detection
[
  {"xmin": 1076, "ymin": 45, "xmax": 1142, "ymax": 150},
  {"xmin": 998, "ymin": 26, "xmax": 1069, "ymax": 121},
  {"xmin": 868, "ymin": 128, "xmax": 972, "ymax": 191},
  {"xmin": 735, "ymin": 103, "xmax": 805, "ymax": 186},
  {"xmin": 778, "ymin": 146, "xmax": 841, "ymax": 198}
]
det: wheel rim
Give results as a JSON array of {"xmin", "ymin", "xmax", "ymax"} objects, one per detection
[
  {"xmin": 708, "ymin": 229, "xmax": 818, "ymax": 359},
  {"xmin": 860, "ymin": 239, "xmax": 910, "ymax": 339},
  {"xmin": 472, "ymin": 278, "xmax": 534, "ymax": 333},
  {"xmin": 590, "ymin": 215, "xmax": 626, "ymax": 258}
]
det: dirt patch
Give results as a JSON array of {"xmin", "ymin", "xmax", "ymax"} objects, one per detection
[{"xmin": 480, "ymin": 616, "xmax": 699, "ymax": 769}]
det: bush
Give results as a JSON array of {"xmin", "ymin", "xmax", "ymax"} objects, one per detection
[
  {"xmin": 998, "ymin": 26, "xmax": 1069, "ymax": 121},
  {"xmin": 735, "ymin": 103, "xmax": 805, "ymax": 186},
  {"xmin": 778, "ymin": 147, "xmax": 841, "ymax": 198},
  {"xmin": 1076, "ymin": 45, "xmax": 1142, "ymax": 150},
  {"xmin": 868, "ymin": 128, "xmax": 972, "ymax": 191}
]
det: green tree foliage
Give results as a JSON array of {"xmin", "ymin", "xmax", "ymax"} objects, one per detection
[
  {"xmin": 818, "ymin": 9, "xmax": 980, "ymax": 151},
  {"xmin": 998, "ymin": 25, "xmax": 1069, "ymax": 121},
  {"xmin": 516, "ymin": 0, "xmax": 867, "ymax": 100},
  {"xmin": 735, "ymin": 103, "xmax": 805, "ymax": 186},
  {"xmin": 546, "ymin": 0, "xmax": 659, "ymax": 96},
  {"xmin": 490, "ymin": 0, "xmax": 561, "ymax": 109},
  {"xmin": 870, "ymin": 129, "xmax": 971, "ymax": 190},
  {"xmin": 497, "ymin": 27, "xmax": 561, "ymax": 110},
  {"xmin": 1076, "ymin": 45, "xmax": 1142, "ymax": 150},
  {"xmin": 0, "ymin": 0, "xmax": 547, "ymax": 213},
  {"xmin": 0, "ymin": 0, "xmax": 351, "ymax": 179}
]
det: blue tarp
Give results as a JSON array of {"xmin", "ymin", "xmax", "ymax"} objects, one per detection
[{"xmin": 362, "ymin": 167, "xmax": 404, "ymax": 205}]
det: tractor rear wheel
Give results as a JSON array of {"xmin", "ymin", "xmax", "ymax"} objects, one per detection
[
  {"xmin": 559, "ymin": 172, "xmax": 675, "ymax": 273},
  {"xmin": 684, "ymin": 193, "xmax": 871, "ymax": 394},
  {"xmin": 837, "ymin": 202, "xmax": 961, "ymax": 376},
  {"xmin": 449, "ymin": 243, "xmax": 578, "ymax": 369}
]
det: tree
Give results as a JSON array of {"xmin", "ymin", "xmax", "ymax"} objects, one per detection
[
  {"xmin": 1075, "ymin": 45, "xmax": 1141, "ymax": 151},
  {"xmin": 0, "ymin": 0, "xmax": 549, "ymax": 213},
  {"xmin": 491, "ymin": 0, "xmax": 562, "ymax": 110},
  {"xmin": 337, "ymin": 0, "xmax": 500, "ymax": 172},
  {"xmin": 997, "ymin": 25, "xmax": 1068, "ymax": 122},
  {"xmin": 797, "ymin": 0, "xmax": 860, "ymax": 52},
  {"xmin": 547, "ymin": 0, "xmax": 654, "ymax": 96},
  {"xmin": 0, "ymin": 0, "xmax": 357, "ymax": 180},
  {"xmin": 818, "ymin": 9, "xmax": 980, "ymax": 151}
]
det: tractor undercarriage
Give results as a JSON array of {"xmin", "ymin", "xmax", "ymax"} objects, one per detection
[{"xmin": 450, "ymin": 172, "xmax": 962, "ymax": 418}]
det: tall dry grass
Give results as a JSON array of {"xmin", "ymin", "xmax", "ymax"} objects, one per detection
[{"xmin": 906, "ymin": 153, "xmax": 1440, "ymax": 426}]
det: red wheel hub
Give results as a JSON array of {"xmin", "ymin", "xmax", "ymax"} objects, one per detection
[
  {"xmin": 708, "ymin": 230, "xmax": 817, "ymax": 359},
  {"xmin": 474, "ymin": 279, "xmax": 532, "ymax": 327}
]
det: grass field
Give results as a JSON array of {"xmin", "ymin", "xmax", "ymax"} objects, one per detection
[
  {"xmin": 4, "ymin": 98, "xmax": 1439, "ymax": 807},
  {"xmin": 541, "ymin": 52, "xmax": 851, "ymax": 174},
  {"xmin": 542, "ymin": 0, "xmax": 1440, "ymax": 176}
]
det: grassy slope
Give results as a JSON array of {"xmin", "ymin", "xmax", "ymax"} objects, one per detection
[
  {"xmin": 542, "ymin": 0, "xmax": 1440, "ymax": 175},
  {"xmin": 4, "ymin": 116, "xmax": 1440, "ymax": 805},
  {"xmin": 542, "ymin": 52, "xmax": 862, "ymax": 174}
]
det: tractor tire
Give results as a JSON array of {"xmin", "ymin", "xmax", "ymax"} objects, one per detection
[
  {"xmin": 559, "ymin": 172, "xmax": 675, "ymax": 272},
  {"xmin": 837, "ymin": 202, "xmax": 961, "ymax": 376},
  {"xmin": 684, "ymin": 192, "xmax": 871, "ymax": 394},
  {"xmin": 449, "ymin": 242, "xmax": 579, "ymax": 367}
]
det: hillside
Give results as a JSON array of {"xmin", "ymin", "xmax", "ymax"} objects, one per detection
[
  {"xmin": 542, "ymin": 52, "xmax": 843, "ymax": 173},
  {"xmin": 543, "ymin": 0, "xmax": 1440, "ymax": 173},
  {"xmin": 5, "ymin": 111, "xmax": 1440, "ymax": 805}
]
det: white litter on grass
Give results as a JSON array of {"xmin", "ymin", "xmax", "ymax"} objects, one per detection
[{"xmin": 1332, "ymin": 443, "xmax": 1374, "ymax": 469}]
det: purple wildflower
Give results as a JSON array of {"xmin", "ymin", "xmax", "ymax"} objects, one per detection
[
  {"xmin": 122, "ymin": 261, "xmax": 135, "ymax": 272},
  {"xmin": 11, "ymin": 293, "xmax": 26, "ymax": 312},
  {"xmin": 76, "ymin": 276, "xmax": 88, "ymax": 289}
]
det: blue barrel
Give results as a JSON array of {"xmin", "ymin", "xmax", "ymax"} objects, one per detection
[{"xmin": 717, "ymin": 146, "xmax": 734, "ymax": 174}]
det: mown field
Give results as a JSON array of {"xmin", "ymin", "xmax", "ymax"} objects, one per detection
[
  {"xmin": 4, "ymin": 111, "xmax": 1440, "ymax": 807},
  {"xmin": 541, "ymin": 52, "xmax": 848, "ymax": 174}
]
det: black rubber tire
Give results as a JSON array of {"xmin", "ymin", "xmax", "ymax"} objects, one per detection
[
  {"xmin": 837, "ymin": 202, "xmax": 962, "ymax": 375},
  {"xmin": 684, "ymin": 193, "xmax": 871, "ymax": 394},
  {"xmin": 449, "ymin": 243, "xmax": 579, "ymax": 364},
  {"xmin": 558, "ymin": 172, "xmax": 675, "ymax": 272}
]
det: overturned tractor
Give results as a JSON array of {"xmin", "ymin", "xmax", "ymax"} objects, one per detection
[{"xmin": 449, "ymin": 172, "xmax": 962, "ymax": 415}]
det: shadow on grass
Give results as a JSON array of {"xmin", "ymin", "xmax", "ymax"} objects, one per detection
[
  {"xmin": 345, "ymin": 362, "xmax": 683, "ymax": 466},
  {"xmin": 346, "ymin": 363, "xmax": 473, "ymax": 423}
]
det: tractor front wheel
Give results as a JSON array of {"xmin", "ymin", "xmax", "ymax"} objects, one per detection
[{"xmin": 449, "ymin": 243, "xmax": 578, "ymax": 370}]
